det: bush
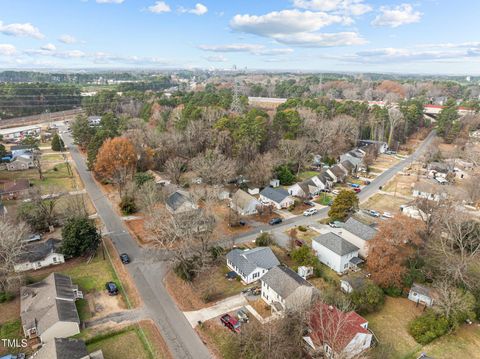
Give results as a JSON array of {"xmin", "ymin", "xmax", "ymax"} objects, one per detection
[
  {"xmin": 409, "ymin": 310, "xmax": 449, "ymax": 345},
  {"xmin": 134, "ymin": 172, "xmax": 154, "ymax": 187},
  {"xmin": 61, "ymin": 216, "xmax": 101, "ymax": 257},
  {"xmin": 298, "ymin": 225, "xmax": 307, "ymax": 232},
  {"xmin": 383, "ymin": 286, "xmax": 403, "ymax": 297},
  {"xmin": 350, "ymin": 283, "xmax": 385, "ymax": 314},
  {"xmin": 174, "ymin": 257, "xmax": 198, "ymax": 282},
  {"xmin": 0, "ymin": 292, "xmax": 14, "ymax": 303},
  {"xmin": 256, "ymin": 232, "xmax": 273, "ymax": 246},
  {"xmin": 119, "ymin": 195, "xmax": 137, "ymax": 215}
]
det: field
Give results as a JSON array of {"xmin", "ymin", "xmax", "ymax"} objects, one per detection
[
  {"xmin": 286, "ymin": 226, "xmax": 318, "ymax": 247},
  {"xmin": 382, "ymin": 173, "xmax": 419, "ymax": 197},
  {"xmin": 361, "ymin": 193, "xmax": 408, "ymax": 214},
  {"xmin": 366, "ymin": 297, "xmax": 480, "ymax": 359},
  {"xmin": 0, "ymin": 320, "xmax": 24, "ymax": 356}
]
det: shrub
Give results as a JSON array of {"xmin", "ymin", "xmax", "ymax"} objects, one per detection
[
  {"xmin": 350, "ymin": 283, "xmax": 385, "ymax": 314},
  {"xmin": 409, "ymin": 310, "xmax": 449, "ymax": 345},
  {"xmin": 174, "ymin": 257, "xmax": 198, "ymax": 282},
  {"xmin": 383, "ymin": 286, "xmax": 403, "ymax": 297},
  {"xmin": 256, "ymin": 232, "xmax": 273, "ymax": 246},
  {"xmin": 119, "ymin": 195, "xmax": 137, "ymax": 215},
  {"xmin": 0, "ymin": 292, "xmax": 14, "ymax": 303},
  {"xmin": 134, "ymin": 172, "xmax": 154, "ymax": 187},
  {"xmin": 298, "ymin": 225, "xmax": 307, "ymax": 232}
]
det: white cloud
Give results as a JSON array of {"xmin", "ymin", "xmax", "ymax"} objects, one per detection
[
  {"xmin": 58, "ymin": 34, "xmax": 77, "ymax": 44},
  {"xmin": 293, "ymin": 0, "xmax": 372, "ymax": 16},
  {"xmin": 179, "ymin": 3, "xmax": 208, "ymax": 16},
  {"xmin": 96, "ymin": 0, "xmax": 125, "ymax": 3},
  {"xmin": 41, "ymin": 43, "xmax": 56, "ymax": 51},
  {"xmin": 148, "ymin": 1, "xmax": 171, "ymax": 14},
  {"xmin": 0, "ymin": 44, "xmax": 16, "ymax": 56},
  {"xmin": 0, "ymin": 21, "xmax": 44, "ymax": 39},
  {"xmin": 205, "ymin": 55, "xmax": 228, "ymax": 62},
  {"xmin": 230, "ymin": 10, "xmax": 365, "ymax": 47},
  {"xmin": 372, "ymin": 4, "xmax": 422, "ymax": 28},
  {"xmin": 198, "ymin": 43, "xmax": 294, "ymax": 55}
]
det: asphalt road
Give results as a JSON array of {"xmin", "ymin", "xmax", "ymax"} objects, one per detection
[
  {"xmin": 229, "ymin": 130, "xmax": 437, "ymax": 247},
  {"xmin": 61, "ymin": 131, "xmax": 212, "ymax": 359}
]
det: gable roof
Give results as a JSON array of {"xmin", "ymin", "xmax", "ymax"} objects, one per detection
[
  {"xmin": 316, "ymin": 171, "xmax": 330, "ymax": 184},
  {"xmin": 340, "ymin": 160, "xmax": 355, "ymax": 171},
  {"xmin": 410, "ymin": 283, "xmax": 434, "ymax": 298},
  {"xmin": 33, "ymin": 338, "xmax": 91, "ymax": 359},
  {"xmin": 313, "ymin": 232, "xmax": 359, "ymax": 256},
  {"xmin": 330, "ymin": 165, "xmax": 347, "ymax": 178},
  {"xmin": 18, "ymin": 238, "xmax": 62, "ymax": 263},
  {"xmin": 343, "ymin": 217, "xmax": 377, "ymax": 241},
  {"xmin": 232, "ymin": 189, "xmax": 259, "ymax": 209},
  {"xmin": 309, "ymin": 303, "xmax": 369, "ymax": 354},
  {"xmin": 165, "ymin": 190, "xmax": 194, "ymax": 212},
  {"xmin": 227, "ymin": 247, "xmax": 280, "ymax": 276},
  {"xmin": 20, "ymin": 273, "xmax": 80, "ymax": 336},
  {"xmin": 261, "ymin": 265, "xmax": 312, "ymax": 299},
  {"xmin": 341, "ymin": 276, "xmax": 367, "ymax": 291},
  {"xmin": 260, "ymin": 187, "xmax": 290, "ymax": 204}
]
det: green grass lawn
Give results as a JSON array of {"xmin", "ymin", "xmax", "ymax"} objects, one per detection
[
  {"xmin": 41, "ymin": 153, "xmax": 64, "ymax": 161},
  {"xmin": 315, "ymin": 193, "xmax": 333, "ymax": 205},
  {"xmin": 82, "ymin": 326, "xmax": 154, "ymax": 359},
  {"xmin": 198, "ymin": 321, "xmax": 238, "ymax": 359},
  {"xmin": 297, "ymin": 171, "xmax": 319, "ymax": 181},
  {"xmin": 76, "ymin": 298, "xmax": 93, "ymax": 321},
  {"xmin": 0, "ymin": 320, "xmax": 23, "ymax": 356},
  {"xmin": 30, "ymin": 162, "xmax": 76, "ymax": 191},
  {"xmin": 366, "ymin": 297, "xmax": 480, "ymax": 359}
]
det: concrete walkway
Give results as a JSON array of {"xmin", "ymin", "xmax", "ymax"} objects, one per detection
[
  {"xmin": 84, "ymin": 308, "xmax": 146, "ymax": 328},
  {"xmin": 183, "ymin": 294, "xmax": 248, "ymax": 327}
]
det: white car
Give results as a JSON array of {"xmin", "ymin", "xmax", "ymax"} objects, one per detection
[
  {"xmin": 303, "ymin": 208, "xmax": 318, "ymax": 216},
  {"xmin": 332, "ymin": 189, "xmax": 340, "ymax": 195},
  {"xmin": 382, "ymin": 211, "xmax": 394, "ymax": 218}
]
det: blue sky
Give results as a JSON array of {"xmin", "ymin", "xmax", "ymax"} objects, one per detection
[{"xmin": 0, "ymin": 0, "xmax": 479, "ymax": 74}]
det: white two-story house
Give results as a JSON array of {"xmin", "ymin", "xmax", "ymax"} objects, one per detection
[{"xmin": 226, "ymin": 247, "xmax": 280, "ymax": 284}]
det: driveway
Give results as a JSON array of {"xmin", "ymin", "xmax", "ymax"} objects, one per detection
[{"xmin": 183, "ymin": 294, "xmax": 248, "ymax": 327}]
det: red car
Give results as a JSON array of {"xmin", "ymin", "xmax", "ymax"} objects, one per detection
[
  {"xmin": 354, "ymin": 188, "xmax": 361, "ymax": 193},
  {"xmin": 220, "ymin": 314, "xmax": 241, "ymax": 333}
]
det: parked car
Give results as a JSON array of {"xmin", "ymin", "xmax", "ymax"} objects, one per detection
[
  {"xmin": 269, "ymin": 217, "xmax": 283, "ymax": 225},
  {"xmin": 328, "ymin": 222, "xmax": 338, "ymax": 228},
  {"xmin": 105, "ymin": 282, "xmax": 119, "ymax": 296},
  {"xmin": 303, "ymin": 200, "xmax": 315, "ymax": 207},
  {"xmin": 303, "ymin": 208, "xmax": 318, "ymax": 216},
  {"xmin": 353, "ymin": 188, "xmax": 361, "ymax": 193},
  {"xmin": 364, "ymin": 180, "xmax": 371, "ymax": 185},
  {"xmin": 368, "ymin": 210, "xmax": 380, "ymax": 217},
  {"xmin": 350, "ymin": 183, "xmax": 360, "ymax": 189},
  {"xmin": 220, "ymin": 314, "xmax": 241, "ymax": 333},
  {"xmin": 23, "ymin": 234, "xmax": 41, "ymax": 243},
  {"xmin": 332, "ymin": 189, "xmax": 340, "ymax": 195},
  {"xmin": 120, "ymin": 253, "xmax": 130, "ymax": 264},
  {"xmin": 237, "ymin": 308, "xmax": 249, "ymax": 323},
  {"xmin": 382, "ymin": 211, "xmax": 394, "ymax": 218}
]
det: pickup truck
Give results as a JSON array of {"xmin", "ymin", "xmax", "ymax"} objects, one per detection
[{"xmin": 220, "ymin": 314, "xmax": 241, "ymax": 333}]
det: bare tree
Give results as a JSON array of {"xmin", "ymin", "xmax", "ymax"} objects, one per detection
[
  {"xmin": 0, "ymin": 219, "xmax": 29, "ymax": 292},
  {"xmin": 164, "ymin": 157, "xmax": 186, "ymax": 184},
  {"xmin": 387, "ymin": 107, "xmax": 404, "ymax": 148},
  {"xmin": 191, "ymin": 149, "xmax": 236, "ymax": 185},
  {"xmin": 464, "ymin": 176, "xmax": 480, "ymax": 206},
  {"xmin": 245, "ymin": 152, "xmax": 277, "ymax": 187},
  {"xmin": 136, "ymin": 181, "xmax": 164, "ymax": 213},
  {"xmin": 434, "ymin": 279, "xmax": 476, "ymax": 323},
  {"xmin": 278, "ymin": 139, "xmax": 312, "ymax": 175}
]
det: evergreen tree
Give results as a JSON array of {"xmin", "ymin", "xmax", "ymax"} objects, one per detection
[
  {"xmin": 328, "ymin": 190, "xmax": 359, "ymax": 221},
  {"xmin": 61, "ymin": 216, "xmax": 100, "ymax": 257},
  {"xmin": 51, "ymin": 133, "xmax": 65, "ymax": 151}
]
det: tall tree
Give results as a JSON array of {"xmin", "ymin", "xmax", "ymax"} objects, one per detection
[
  {"xmin": 51, "ymin": 133, "xmax": 65, "ymax": 152},
  {"xmin": 0, "ymin": 219, "xmax": 28, "ymax": 292},
  {"xmin": 367, "ymin": 216, "xmax": 424, "ymax": 289},
  {"xmin": 328, "ymin": 190, "xmax": 359, "ymax": 222},
  {"xmin": 191, "ymin": 149, "xmax": 236, "ymax": 185},
  {"xmin": 61, "ymin": 216, "xmax": 101, "ymax": 257},
  {"xmin": 437, "ymin": 99, "xmax": 460, "ymax": 143},
  {"xmin": 94, "ymin": 137, "xmax": 137, "ymax": 195}
]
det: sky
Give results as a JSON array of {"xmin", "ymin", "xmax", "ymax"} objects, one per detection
[{"xmin": 0, "ymin": 0, "xmax": 479, "ymax": 74}]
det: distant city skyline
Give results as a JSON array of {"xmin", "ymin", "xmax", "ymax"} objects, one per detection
[{"xmin": 0, "ymin": 0, "xmax": 479, "ymax": 74}]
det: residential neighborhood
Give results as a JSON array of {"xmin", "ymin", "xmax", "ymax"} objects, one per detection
[{"xmin": 1, "ymin": 2, "xmax": 480, "ymax": 358}]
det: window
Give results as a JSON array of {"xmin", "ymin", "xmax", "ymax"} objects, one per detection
[
  {"xmin": 53, "ymin": 257, "xmax": 57, "ymax": 263},
  {"xmin": 344, "ymin": 263, "xmax": 348, "ymax": 269}
]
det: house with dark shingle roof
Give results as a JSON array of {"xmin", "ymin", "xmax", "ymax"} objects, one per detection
[
  {"xmin": 312, "ymin": 232, "xmax": 361, "ymax": 274},
  {"xmin": 14, "ymin": 239, "xmax": 65, "ymax": 272},
  {"xmin": 259, "ymin": 187, "xmax": 294, "ymax": 209},
  {"xmin": 226, "ymin": 247, "xmax": 280, "ymax": 284},
  {"xmin": 327, "ymin": 164, "xmax": 348, "ymax": 183},
  {"xmin": 32, "ymin": 338, "xmax": 104, "ymax": 359},
  {"xmin": 305, "ymin": 303, "xmax": 372, "ymax": 359},
  {"xmin": 338, "ymin": 217, "xmax": 378, "ymax": 258},
  {"xmin": 261, "ymin": 265, "xmax": 315, "ymax": 312},
  {"xmin": 20, "ymin": 273, "xmax": 83, "ymax": 343},
  {"xmin": 165, "ymin": 190, "xmax": 197, "ymax": 214}
]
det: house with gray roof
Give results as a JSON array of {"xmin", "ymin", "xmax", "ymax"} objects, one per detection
[
  {"xmin": 165, "ymin": 190, "xmax": 197, "ymax": 214},
  {"xmin": 230, "ymin": 189, "xmax": 260, "ymax": 216},
  {"xmin": 226, "ymin": 247, "xmax": 280, "ymax": 284},
  {"xmin": 340, "ymin": 275, "xmax": 368, "ymax": 294},
  {"xmin": 31, "ymin": 338, "xmax": 104, "ymax": 359},
  {"xmin": 327, "ymin": 165, "xmax": 348, "ymax": 183},
  {"xmin": 6, "ymin": 156, "xmax": 35, "ymax": 171},
  {"xmin": 288, "ymin": 178, "xmax": 322, "ymax": 198},
  {"xmin": 20, "ymin": 273, "xmax": 83, "ymax": 343},
  {"xmin": 340, "ymin": 159, "xmax": 356, "ymax": 174},
  {"xmin": 261, "ymin": 265, "xmax": 315, "ymax": 312},
  {"xmin": 338, "ymin": 217, "xmax": 378, "ymax": 258},
  {"xmin": 408, "ymin": 283, "xmax": 438, "ymax": 307},
  {"xmin": 259, "ymin": 187, "xmax": 294, "ymax": 209},
  {"xmin": 312, "ymin": 232, "xmax": 361, "ymax": 274},
  {"xmin": 14, "ymin": 239, "xmax": 65, "ymax": 272}
]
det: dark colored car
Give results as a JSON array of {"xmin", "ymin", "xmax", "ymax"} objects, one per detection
[
  {"xmin": 269, "ymin": 217, "xmax": 283, "ymax": 225},
  {"xmin": 354, "ymin": 188, "xmax": 361, "ymax": 193},
  {"xmin": 220, "ymin": 314, "xmax": 241, "ymax": 333},
  {"xmin": 303, "ymin": 200, "xmax": 315, "ymax": 207},
  {"xmin": 105, "ymin": 282, "xmax": 119, "ymax": 296},
  {"xmin": 120, "ymin": 253, "xmax": 130, "ymax": 264}
]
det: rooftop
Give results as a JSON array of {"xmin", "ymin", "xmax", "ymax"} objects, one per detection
[
  {"xmin": 261, "ymin": 265, "xmax": 312, "ymax": 299},
  {"xmin": 227, "ymin": 247, "xmax": 280, "ymax": 276},
  {"xmin": 342, "ymin": 217, "xmax": 377, "ymax": 241},
  {"xmin": 313, "ymin": 232, "xmax": 359, "ymax": 256},
  {"xmin": 260, "ymin": 187, "xmax": 290, "ymax": 203}
]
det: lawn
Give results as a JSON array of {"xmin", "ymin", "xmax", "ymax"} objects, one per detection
[
  {"xmin": 197, "ymin": 320, "xmax": 238, "ymax": 359},
  {"xmin": 286, "ymin": 227, "xmax": 318, "ymax": 247},
  {"xmin": 382, "ymin": 174, "xmax": 418, "ymax": 197},
  {"xmin": 297, "ymin": 171, "xmax": 319, "ymax": 181},
  {"xmin": 41, "ymin": 153, "xmax": 64, "ymax": 161},
  {"xmin": 360, "ymin": 193, "xmax": 407, "ymax": 214},
  {"xmin": 84, "ymin": 326, "xmax": 154, "ymax": 359},
  {"xmin": 366, "ymin": 297, "xmax": 480, "ymax": 359},
  {"xmin": 315, "ymin": 193, "xmax": 333, "ymax": 206},
  {"xmin": 0, "ymin": 320, "xmax": 24, "ymax": 356}
]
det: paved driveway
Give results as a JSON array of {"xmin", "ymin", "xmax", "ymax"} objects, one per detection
[{"xmin": 183, "ymin": 294, "xmax": 248, "ymax": 327}]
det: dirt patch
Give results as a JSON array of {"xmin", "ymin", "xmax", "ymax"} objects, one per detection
[
  {"xmin": 0, "ymin": 297, "xmax": 20, "ymax": 325},
  {"xmin": 164, "ymin": 271, "xmax": 207, "ymax": 311},
  {"xmin": 124, "ymin": 218, "xmax": 154, "ymax": 246},
  {"xmin": 104, "ymin": 237, "xmax": 142, "ymax": 308},
  {"xmin": 361, "ymin": 194, "xmax": 409, "ymax": 214},
  {"xmin": 247, "ymin": 298, "xmax": 272, "ymax": 319},
  {"xmin": 87, "ymin": 291, "xmax": 124, "ymax": 317},
  {"xmin": 382, "ymin": 172, "xmax": 420, "ymax": 197}
]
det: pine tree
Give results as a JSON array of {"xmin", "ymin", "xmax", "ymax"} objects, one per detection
[{"xmin": 51, "ymin": 133, "xmax": 65, "ymax": 152}]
